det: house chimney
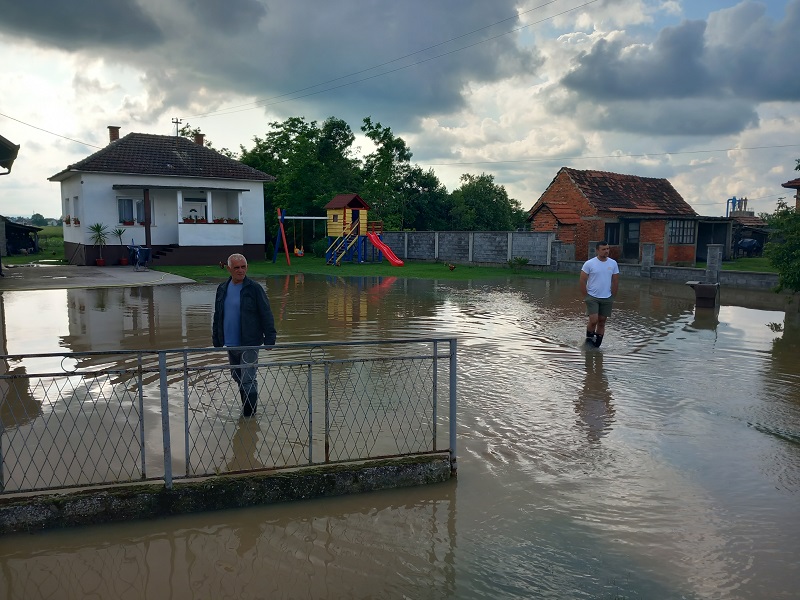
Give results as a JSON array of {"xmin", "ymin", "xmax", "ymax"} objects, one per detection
[
  {"xmin": 108, "ymin": 126, "xmax": 120, "ymax": 143},
  {"xmin": 194, "ymin": 133, "xmax": 205, "ymax": 146}
]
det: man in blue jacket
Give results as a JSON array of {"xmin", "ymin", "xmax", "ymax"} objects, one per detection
[{"xmin": 213, "ymin": 254, "xmax": 277, "ymax": 416}]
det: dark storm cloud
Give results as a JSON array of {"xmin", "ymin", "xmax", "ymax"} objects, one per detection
[
  {"xmin": 0, "ymin": 0, "xmax": 163, "ymax": 49},
  {"xmin": 183, "ymin": 0, "xmax": 267, "ymax": 34},
  {"xmin": 562, "ymin": 0, "xmax": 800, "ymax": 104},
  {"xmin": 2, "ymin": 0, "xmax": 538, "ymax": 129},
  {"xmin": 561, "ymin": 20, "xmax": 712, "ymax": 100},
  {"xmin": 138, "ymin": 0, "xmax": 541, "ymax": 128},
  {"xmin": 557, "ymin": 0, "xmax": 800, "ymax": 137}
]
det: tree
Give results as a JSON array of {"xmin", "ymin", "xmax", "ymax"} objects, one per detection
[
  {"xmin": 447, "ymin": 173, "xmax": 524, "ymax": 231},
  {"xmin": 30, "ymin": 213, "xmax": 47, "ymax": 226},
  {"xmin": 239, "ymin": 117, "xmax": 362, "ymax": 235},
  {"xmin": 361, "ymin": 117, "xmax": 413, "ymax": 230},
  {"xmin": 401, "ymin": 166, "xmax": 450, "ymax": 231},
  {"xmin": 764, "ymin": 158, "xmax": 800, "ymax": 293},
  {"xmin": 178, "ymin": 122, "xmax": 237, "ymax": 158}
]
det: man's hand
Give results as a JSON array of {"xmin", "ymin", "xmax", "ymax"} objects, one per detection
[{"xmin": 579, "ymin": 270, "xmax": 589, "ymax": 297}]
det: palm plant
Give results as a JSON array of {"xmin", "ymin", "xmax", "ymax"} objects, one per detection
[
  {"xmin": 111, "ymin": 227, "xmax": 126, "ymax": 246},
  {"xmin": 87, "ymin": 223, "xmax": 109, "ymax": 260}
]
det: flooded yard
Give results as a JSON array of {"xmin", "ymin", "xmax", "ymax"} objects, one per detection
[{"xmin": 1, "ymin": 274, "xmax": 798, "ymax": 599}]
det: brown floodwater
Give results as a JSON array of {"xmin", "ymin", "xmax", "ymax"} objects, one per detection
[{"xmin": 1, "ymin": 274, "xmax": 798, "ymax": 599}]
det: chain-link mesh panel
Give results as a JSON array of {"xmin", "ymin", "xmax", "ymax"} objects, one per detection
[
  {"xmin": 327, "ymin": 357, "xmax": 435, "ymax": 462},
  {"xmin": 182, "ymin": 357, "xmax": 313, "ymax": 477},
  {"xmin": 1, "ymin": 370, "xmax": 144, "ymax": 493},
  {"xmin": 1, "ymin": 340, "xmax": 456, "ymax": 495}
]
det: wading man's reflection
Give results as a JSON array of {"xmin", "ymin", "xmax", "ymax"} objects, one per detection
[
  {"xmin": 226, "ymin": 417, "xmax": 265, "ymax": 472},
  {"xmin": 575, "ymin": 351, "xmax": 616, "ymax": 443}
]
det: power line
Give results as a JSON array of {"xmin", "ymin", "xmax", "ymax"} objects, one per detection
[
  {"xmin": 0, "ymin": 112, "xmax": 102, "ymax": 150},
  {"xmin": 189, "ymin": 0, "xmax": 602, "ymax": 119}
]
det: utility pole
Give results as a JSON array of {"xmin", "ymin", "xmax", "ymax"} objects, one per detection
[{"xmin": 171, "ymin": 117, "xmax": 183, "ymax": 136}]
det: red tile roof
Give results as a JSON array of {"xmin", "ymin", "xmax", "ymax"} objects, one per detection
[
  {"xmin": 733, "ymin": 215, "xmax": 768, "ymax": 229},
  {"xmin": 532, "ymin": 203, "xmax": 582, "ymax": 224},
  {"xmin": 781, "ymin": 178, "xmax": 800, "ymax": 190},
  {"xmin": 324, "ymin": 194, "xmax": 371, "ymax": 210},
  {"xmin": 561, "ymin": 167, "xmax": 696, "ymax": 216},
  {"xmin": 49, "ymin": 133, "xmax": 274, "ymax": 182}
]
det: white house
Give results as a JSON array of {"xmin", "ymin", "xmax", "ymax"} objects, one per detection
[{"xmin": 49, "ymin": 126, "xmax": 274, "ymax": 266}]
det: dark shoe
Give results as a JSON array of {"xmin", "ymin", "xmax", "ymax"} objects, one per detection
[
  {"xmin": 585, "ymin": 330, "xmax": 596, "ymax": 345},
  {"xmin": 593, "ymin": 334, "xmax": 604, "ymax": 348}
]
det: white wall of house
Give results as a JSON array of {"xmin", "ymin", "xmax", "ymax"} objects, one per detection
[{"xmin": 59, "ymin": 172, "xmax": 266, "ymax": 248}]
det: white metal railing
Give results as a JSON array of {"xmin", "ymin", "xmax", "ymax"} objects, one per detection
[{"xmin": 0, "ymin": 339, "xmax": 457, "ymax": 494}]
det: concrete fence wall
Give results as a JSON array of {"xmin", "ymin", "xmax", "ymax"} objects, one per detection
[{"xmin": 379, "ymin": 233, "xmax": 779, "ymax": 290}]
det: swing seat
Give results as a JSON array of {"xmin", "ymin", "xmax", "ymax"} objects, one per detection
[{"xmin": 294, "ymin": 247, "xmax": 304, "ymax": 257}]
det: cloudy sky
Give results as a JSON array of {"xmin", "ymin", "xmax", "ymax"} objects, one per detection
[{"xmin": 1, "ymin": 0, "xmax": 798, "ymax": 219}]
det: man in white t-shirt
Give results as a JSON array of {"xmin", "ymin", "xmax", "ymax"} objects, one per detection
[{"xmin": 579, "ymin": 241, "xmax": 620, "ymax": 348}]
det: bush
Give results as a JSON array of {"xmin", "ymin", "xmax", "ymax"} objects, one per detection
[{"xmin": 311, "ymin": 238, "xmax": 329, "ymax": 258}]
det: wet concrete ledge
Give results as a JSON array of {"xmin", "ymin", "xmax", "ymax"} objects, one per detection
[{"xmin": 0, "ymin": 454, "xmax": 453, "ymax": 534}]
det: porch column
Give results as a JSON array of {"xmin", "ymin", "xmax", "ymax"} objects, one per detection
[
  {"xmin": 143, "ymin": 188, "xmax": 152, "ymax": 247},
  {"xmin": 206, "ymin": 190, "xmax": 213, "ymax": 221},
  {"xmin": 237, "ymin": 192, "xmax": 243, "ymax": 221},
  {"xmin": 176, "ymin": 190, "xmax": 183, "ymax": 222}
]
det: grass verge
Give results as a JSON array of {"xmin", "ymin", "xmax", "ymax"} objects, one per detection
[{"xmin": 151, "ymin": 255, "xmax": 575, "ymax": 282}]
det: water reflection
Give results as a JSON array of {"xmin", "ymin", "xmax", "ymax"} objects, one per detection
[
  {"xmin": 574, "ymin": 350, "xmax": 615, "ymax": 443},
  {"xmin": 225, "ymin": 417, "xmax": 265, "ymax": 472},
  {"xmin": 1, "ymin": 276, "xmax": 799, "ymax": 599}
]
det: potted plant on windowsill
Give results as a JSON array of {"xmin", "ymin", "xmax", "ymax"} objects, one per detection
[
  {"xmin": 63, "ymin": 215, "xmax": 71, "ymax": 225},
  {"xmin": 88, "ymin": 222, "xmax": 109, "ymax": 266},
  {"xmin": 225, "ymin": 217, "xmax": 239, "ymax": 224},
  {"xmin": 72, "ymin": 217, "xmax": 80, "ymax": 225},
  {"xmin": 122, "ymin": 220, "xmax": 135, "ymax": 226},
  {"xmin": 213, "ymin": 217, "xmax": 225, "ymax": 223},
  {"xmin": 112, "ymin": 226, "xmax": 128, "ymax": 265}
]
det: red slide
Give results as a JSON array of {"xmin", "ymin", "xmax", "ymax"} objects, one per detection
[{"xmin": 367, "ymin": 232, "xmax": 404, "ymax": 266}]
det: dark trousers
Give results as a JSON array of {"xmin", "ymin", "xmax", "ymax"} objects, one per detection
[{"xmin": 228, "ymin": 349, "xmax": 259, "ymax": 411}]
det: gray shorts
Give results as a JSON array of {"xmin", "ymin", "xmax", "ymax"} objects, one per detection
[{"xmin": 585, "ymin": 294, "xmax": 614, "ymax": 317}]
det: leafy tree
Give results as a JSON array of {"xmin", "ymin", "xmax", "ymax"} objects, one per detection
[
  {"xmin": 360, "ymin": 117, "xmax": 413, "ymax": 230},
  {"xmin": 30, "ymin": 213, "xmax": 47, "ymax": 226},
  {"xmin": 239, "ymin": 117, "xmax": 362, "ymax": 236},
  {"xmin": 401, "ymin": 166, "xmax": 450, "ymax": 231},
  {"xmin": 447, "ymin": 173, "xmax": 523, "ymax": 231},
  {"xmin": 764, "ymin": 160, "xmax": 800, "ymax": 293},
  {"xmin": 178, "ymin": 122, "xmax": 237, "ymax": 158}
]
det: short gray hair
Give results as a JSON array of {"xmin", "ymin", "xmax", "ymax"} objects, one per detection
[{"xmin": 227, "ymin": 253, "xmax": 247, "ymax": 267}]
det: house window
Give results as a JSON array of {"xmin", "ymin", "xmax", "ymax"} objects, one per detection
[
  {"xmin": 669, "ymin": 220, "xmax": 695, "ymax": 244},
  {"xmin": 118, "ymin": 198, "xmax": 148, "ymax": 224},
  {"xmin": 604, "ymin": 223, "xmax": 620, "ymax": 245}
]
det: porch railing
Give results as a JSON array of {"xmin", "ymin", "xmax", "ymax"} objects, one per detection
[{"xmin": 0, "ymin": 338, "xmax": 457, "ymax": 495}]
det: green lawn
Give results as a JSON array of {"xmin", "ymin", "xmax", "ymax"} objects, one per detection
[
  {"xmin": 152, "ymin": 255, "xmax": 575, "ymax": 282},
  {"xmin": 696, "ymin": 257, "xmax": 778, "ymax": 273},
  {"xmin": 4, "ymin": 225, "xmax": 67, "ymax": 265}
]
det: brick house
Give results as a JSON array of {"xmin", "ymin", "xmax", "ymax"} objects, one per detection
[{"xmin": 528, "ymin": 167, "xmax": 707, "ymax": 264}]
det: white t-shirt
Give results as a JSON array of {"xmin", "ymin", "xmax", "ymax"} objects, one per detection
[{"xmin": 581, "ymin": 256, "xmax": 619, "ymax": 298}]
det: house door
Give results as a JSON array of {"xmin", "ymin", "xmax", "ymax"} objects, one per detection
[{"xmin": 622, "ymin": 220, "xmax": 640, "ymax": 260}]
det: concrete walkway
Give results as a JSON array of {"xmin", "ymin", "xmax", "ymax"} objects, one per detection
[{"xmin": 0, "ymin": 263, "xmax": 195, "ymax": 291}]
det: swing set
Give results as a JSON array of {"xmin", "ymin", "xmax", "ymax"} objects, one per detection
[{"xmin": 272, "ymin": 208, "xmax": 328, "ymax": 265}]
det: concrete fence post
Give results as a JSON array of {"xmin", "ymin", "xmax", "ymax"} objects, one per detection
[
  {"xmin": 641, "ymin": 243, "xmax": 655, "ymax": 277},
  {"xmin": 706, "ymin": 244, "xmax": 723, "ymax": 283},
  {"xmin": 550, "ymin": 240, "xmax": 561, "ymax": 271}
]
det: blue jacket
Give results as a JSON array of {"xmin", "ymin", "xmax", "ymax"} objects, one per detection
[{"xmin": 212, "ymin": 276, "xmax": 277, "ymax": 347}]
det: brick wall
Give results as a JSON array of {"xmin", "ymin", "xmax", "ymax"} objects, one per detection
[{"xmin": 641, "ymin": 220, "xmax": 665, "ymax": 263}]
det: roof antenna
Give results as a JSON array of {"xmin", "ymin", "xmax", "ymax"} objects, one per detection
[{"xmin": 171, "ymin": 117, "xmax": 183, "ymax": 137}]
